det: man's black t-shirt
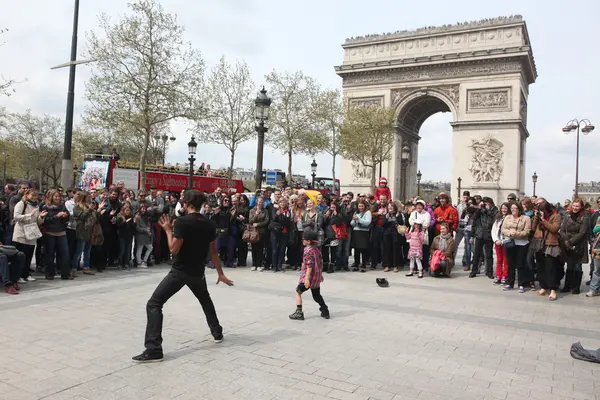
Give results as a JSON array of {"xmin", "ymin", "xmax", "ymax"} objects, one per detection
[{"xmin": 172, "ymin": 212, "xmax": 217, "ymax": 276}]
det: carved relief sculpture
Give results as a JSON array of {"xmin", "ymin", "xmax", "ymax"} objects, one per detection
[
  {"xmin": 520, "ymin": 92, "xmax": 528, "ymax": 125},
  {"xmin": 349, "ymin": 97, "xmax": 383, "ymax": 108},
  {"xmin": 468, "ymin": 136, "xmax": 504, "ymax": 183},
  {"xmin": 468, "ymin": 89, "xmax": 509, "ymax": 109},
  {"xmin": 351, "ymin": 162, "xmax": 371, "ymax": 182}
]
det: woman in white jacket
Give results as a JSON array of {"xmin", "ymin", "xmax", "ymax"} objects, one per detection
[
  {"xmin": 350, "ymin": 200, "xmax": 372, "ymax": 273},
  {"xmin": 491, "ymin": 203, "xmax": 511, "ymax": 284},
  {"xmin": 13, "ymin": 189, "xmax": 47, "ymax": 282},
  {"xmin": 409, "ymin": 200, "xmax": 431, "ymax": 246}
]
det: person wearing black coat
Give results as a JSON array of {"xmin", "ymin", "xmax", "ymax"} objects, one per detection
[
  {"xmin": 210, "ymin": 197, "xmax": 234, "ymax": 268},
  {"xmin": 340, "ymin": 196, "xmax": 355, "ymax": 268},
  {"xmin": 469, "ymin": 197, "xmax": 498, "ymax": 278},
  {"xmin": 382, "ymin": 202, "xmax": 409, "ymax": 273},
  {"xmin": 269, "ymin": 198, "xmax": 292, "ymax": 272},
  {"xmin": 559, "ymin": 199, "xmax": 589, "ymax": 294},
  {"xmin": 40, "ymin": 190, "xmax": 70, "ymax": 280},
  {"xmin": 116, "ymin": 206, "xmax": 135, "ymax": 270}
]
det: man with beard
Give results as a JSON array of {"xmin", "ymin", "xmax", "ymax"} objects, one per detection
[{"xmin": 469, "ymin": 197, "xmax": 497, "ymax": 279}]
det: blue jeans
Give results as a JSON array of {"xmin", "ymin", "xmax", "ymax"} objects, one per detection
[
  {"xmin": 337, "ymin": 238, "xmax": 349, "ymax": 267},
  {"xmin": 270, "ymin": 231, "xmax": 289, "ymax": 271},
  {"xmin": 4, "ymin": 224, "xmax": 13, "ymax": 246},
  {"xmin": 590, "ymin": 258, "xmax": 600, "ymax": 292},
  {"xmin": 45, "ymin": 234, "xmax": 70, "ymax": 278},
  {"xmin": 453, "ymin": 228, "xmax": 472, "ymax": 266},
  {"xmin": 72, "ymin": 239, "xmax": 92, "ymax": 270},
  {"xmin": 0, "ymin": 252, "xmax": 24, "ymax": 285}
]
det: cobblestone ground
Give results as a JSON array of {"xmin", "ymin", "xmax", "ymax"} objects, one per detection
[{"xmin": 1, "ymin": 259, "xmax": 600, "ymax": 400}]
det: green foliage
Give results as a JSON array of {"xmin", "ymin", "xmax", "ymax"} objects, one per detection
[
  {"xmin": 83, "ymin": 0, "xmax": 205, "ymax": 186},
  {"xmin": 340, "ymin": 103, "xmax": 396, "ymax": 188},
  {"xmin": 264, "ymin": 70, "xmax": 327, "ymax": 181}
]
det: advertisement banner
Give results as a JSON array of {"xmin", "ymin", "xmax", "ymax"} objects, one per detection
[
  {"xmin": 144, "ymin": 171, "xmax": 243, "ymax": 193},
  {"xmin": 112, "ymin": 168, "xmax": 140, "ymax": 190},
  {"xmin": 80, "ymin": 160, "xmax": 110, "ymax": 190}
]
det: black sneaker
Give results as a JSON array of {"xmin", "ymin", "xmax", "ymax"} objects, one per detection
[
  {"xmin": 213, "ymin": 334, "xmax": 224, "ymax": 343},
  {"xmin": 132, "ymin": 351, "xmax": 163, "ymax": 363},
  {"xmin": 320, "ymin": 309, "xmax": 330, "ymax": 319},
  {"xmin": 289, "ymin": 310, "xmax": 304, "ymax": 320}
]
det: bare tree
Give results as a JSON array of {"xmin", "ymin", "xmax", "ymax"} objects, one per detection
[
  {"xmin": 196, "ymin": 56, "xmax": 254, "ymax": 180},
  {"xmin": 0, "ymin": 29, "xmax": 16, "ymax": 98},
  {"xmin": 83, "ymin": 0, "xmax": 205, "ymax": 187},
  {"xmin": 265, "ymin": 70, "xmax": 326, "ymax": 182},
  {"xmin": 340, "ymin": 103, "xmax": 396, "ymax": 189},
  {"xmin": 316, "ymin": 89, "xmax": 343, "ymax": 192}
]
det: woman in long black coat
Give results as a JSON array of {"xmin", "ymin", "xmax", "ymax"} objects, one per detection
[{"xmin": 559, "ymin": 198, "xmax": 589, "ymax": 294}]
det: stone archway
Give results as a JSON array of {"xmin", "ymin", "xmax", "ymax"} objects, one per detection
[{"xmin": 336, "ymin": 15, "xmax": 537, "ymax": 204}]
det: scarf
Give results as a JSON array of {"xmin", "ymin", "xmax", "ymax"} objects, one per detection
[{"xmin": 437, "ymin": 233, "xmax": 452, "ymax": 251}]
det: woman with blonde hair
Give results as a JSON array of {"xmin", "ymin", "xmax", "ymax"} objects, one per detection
[
  {"xmin": 13, "ymin": 188, "xmax": 46, "ymax": 282},
  {"xmin": 40, "ymin": 189, "xmax": 71, "ymax": 280},
  {"xmin": 72, "ymin": 191, "xmax": 97, "ymax": 276}
]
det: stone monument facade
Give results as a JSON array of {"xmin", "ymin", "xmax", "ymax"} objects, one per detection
[{"xmin": 336, "ymin": 16, "xmax": 537, "ymax": 204}]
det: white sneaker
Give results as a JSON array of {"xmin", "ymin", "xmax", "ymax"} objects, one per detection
[
  {"xmin": 257, "ymin": 267, "xmax": 264, "ymax": 272},
  {"xmin": 586, "ymin": 290, "xmax": 599, "ymax": 297},
  {"xmin": 139, "ymin": 262, "xmax": 148, "ymax": 269},
  {"xmin": 18, "ymin": 278, "xmax": 26, "ymax": 284},
  {"xmin": 250, "ymin": 266, "xmax": 257, "ymax": 271},
  {"xmin": 26, "ymin": 276, "xmax": 36, "ymax": 282}
]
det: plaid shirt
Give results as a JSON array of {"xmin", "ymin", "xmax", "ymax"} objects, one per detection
[{"xmin": 299, "ymin": 245, "xmax": 323, "ymax": 288}]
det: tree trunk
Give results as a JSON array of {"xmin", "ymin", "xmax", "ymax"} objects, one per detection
[
  {"xmin": 227, "ymin": 149, "xmax": 235, "ymax": 189},
  {"xmin": 139, "ymin": 128, "xmax": 150, "ymax": 190},
  {"xmin": 331, "ymin": 153, "xmax": 337, "ymax": 194},
  {"xmin": 370, "ymin": 159, "xmax": 377, "ymax": 192},
  {"xmin": 287, "ymin": 150, "xmax": 293, "ymax": 187}
]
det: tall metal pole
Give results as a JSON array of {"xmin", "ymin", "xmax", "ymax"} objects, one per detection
[
  {"xmin": 575, "ymin": 125, "xmax": 580, "ymax": 198},
  {"xmin": 61, "ymin": 0, "xmax": 80, "ymax": 190},
  {"xmin": 188, "ymin": 156, "xmax": 195, "ymax": 188},
  {"xmin": 255, "ymin": 121, "xmax": 266, "ymax": 190}
]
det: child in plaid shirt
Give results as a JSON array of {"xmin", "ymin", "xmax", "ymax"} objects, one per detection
[{"xmin": 289, "ymin": 230, "xmax": 330, "ymax": 320}]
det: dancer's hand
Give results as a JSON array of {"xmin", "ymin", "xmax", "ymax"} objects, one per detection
[
  {"xmin": 159, "ymin": 214, "xmax": 172, "ymax": 231},
  {"xmin": 217, "ymin": 274, "xmax": 234, "ymax": 286},
  {"xmin": 304, "ymin": 279, "xmax": 310, "ymax": 289}
]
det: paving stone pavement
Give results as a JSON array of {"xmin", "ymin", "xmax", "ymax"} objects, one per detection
[{"xmin": 1, "ymin": 262, "xmax": 600, "ymax": 400}]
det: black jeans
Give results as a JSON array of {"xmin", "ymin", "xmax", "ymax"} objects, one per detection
[
  {"xmin": 119, "ymin": 235, "xmax": 133, "ymax": 267},
  {"xmin": 471, "ymin": 238, "xmax": 494, "ymax": 275},
  {"xmin": 370, "ymin": 227, "xmax": 384, "ymax": 266},
  {"xmin": 144, "ymin": 269, "xmax": 222, "ymax": 355},
  {"xmin": 270, "ymin": 231, "xmax": 289, "ymax": 271},
  {"xmin": 354, "ymin": 249, "xmax": 369, "ymax": 267},
  {"xmin": 251, "ymin": 233, "xmax": 266, "ymax": 268},
  {"xmin": 14, "ymin": 242, "xmax": 35, "ymax": 279},
  {"xmin": 237, "ymin": 234, "xmax": 248, "ymax": 266},
  {"xmin": 506, "ymin": 244, "xmax": 530, "ymax": 287},
  {"xmin": 44, "ymin": 234, "xmax": 70, "ymax": 278},
  {"xmin": 296, "ymin": 285, "xmax": 328, "ymax": 311}
]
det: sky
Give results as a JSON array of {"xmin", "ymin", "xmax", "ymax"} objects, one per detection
[{"xmin": 1, "ymin": 0, "xmax": 599, "ymax": 202}]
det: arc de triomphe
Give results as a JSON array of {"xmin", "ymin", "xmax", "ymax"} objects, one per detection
[{"xmin": 336, "ymin": 16, "xmax": 537, "ymax": 204}]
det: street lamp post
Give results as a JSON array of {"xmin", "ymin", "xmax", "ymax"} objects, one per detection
[
  {"xmin": 72, "ymin": 165, "xmax": 79, "ymax": 187},
  {"xmin": 400, "ymin": 145, "xmax": 410, "ymax": 200},
  {"xmin": 563, "ymin": 119, "xmax": 595, "ymax": 198},
  {"xmin": 1, "ymin": 152, "xmax": 7, "ymax": 186},
  {"xmin": 155, "ymin": 134, "xmax": 176, "ymax": 166},
  {"xmin": 532, "ymin": 171, "xmax": 538, "ymax": 197},
  {"xmin": 457, "ymin": 177, "xmax": 462, "ymax": 203},
  {"xmin": 416, "ymin": 170, "xmax": 422, "ymax": 198},
  {"xmin": 187, "ymin": 136, "xmax": 197, "ymax": 189},
  {"xmin": 254, "ymin": 87, "xmax": 272, "ymax": 190},
  {"xmin": 311, "ymin": 159, "xmax": 318, "ymax": 188}
]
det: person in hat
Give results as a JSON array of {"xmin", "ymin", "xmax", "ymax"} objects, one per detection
[
  {"xmin": 374, "ymin": 177, "xmax": 392, "ymax": 201},
  {"xmin": 289, "ymin": 230, "xmax": 330, "ymax": 320}
]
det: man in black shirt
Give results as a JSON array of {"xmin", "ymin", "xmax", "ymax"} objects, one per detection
[{"xmin": 132, "ymin": 190, "xmax": 234, "ymax": 363}]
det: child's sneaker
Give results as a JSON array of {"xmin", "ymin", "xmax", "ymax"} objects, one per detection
[
  {"xmin": 250, "ymin": 266, "xmax": 257, "ymax": 271},
  {"xmin": 289, "ymin": 310, "xmax": 304, "ymax": 320},
  {"xmin": 492, "ymin": 278, "xmax": 500, "ymax": 285},
  {"xmin": 406, "ymin": 271, "xmax": 414, "ymax": 277},
  {"xmin": 320, "ymin": 308, "xmax": 330, "ymax": 319}
]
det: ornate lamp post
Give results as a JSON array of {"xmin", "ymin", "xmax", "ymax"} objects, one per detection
[
  {"xmin": 457, "ymin": 177, "xmax": 462, "ymax": 203},
  {"xmin": 1, "ymin": 152, "xmax": 7, "ymax": 186},
  {"xmin": 532, "ymin": 171, "xmax": 538, "ymax": 197},
  {"xmin": 311, "ymin": 159, "xmax": 318, "ymax": 188},
  {"xmin": 563, "ymin": 119, "xmax": 594, "ymax": 198},
  {"xmin": 187, "ymin": 136, "xmax": 197, "ymax": 188},
  {"xmin": 254, "ymin": 87, "xmax": 272, "ymax": 190},
  {"xmin": 155, "ymin": 134, "xmax": 176, "ymax": 166},
  {"xmin": 416, "ymin": 170, "xmax": 422, "ymax": 198},
  {"xmin": 400, "ymin": 145, "xmax": 411, "ymax": 200},
  {"xmin": 72, "ymin": 165, "xmax": 79, "ymax": 187}
]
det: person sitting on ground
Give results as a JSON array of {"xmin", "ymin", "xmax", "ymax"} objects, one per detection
[{"xmin": 0, "ymin": 245, "xmax": 26, "ymax": 295}]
